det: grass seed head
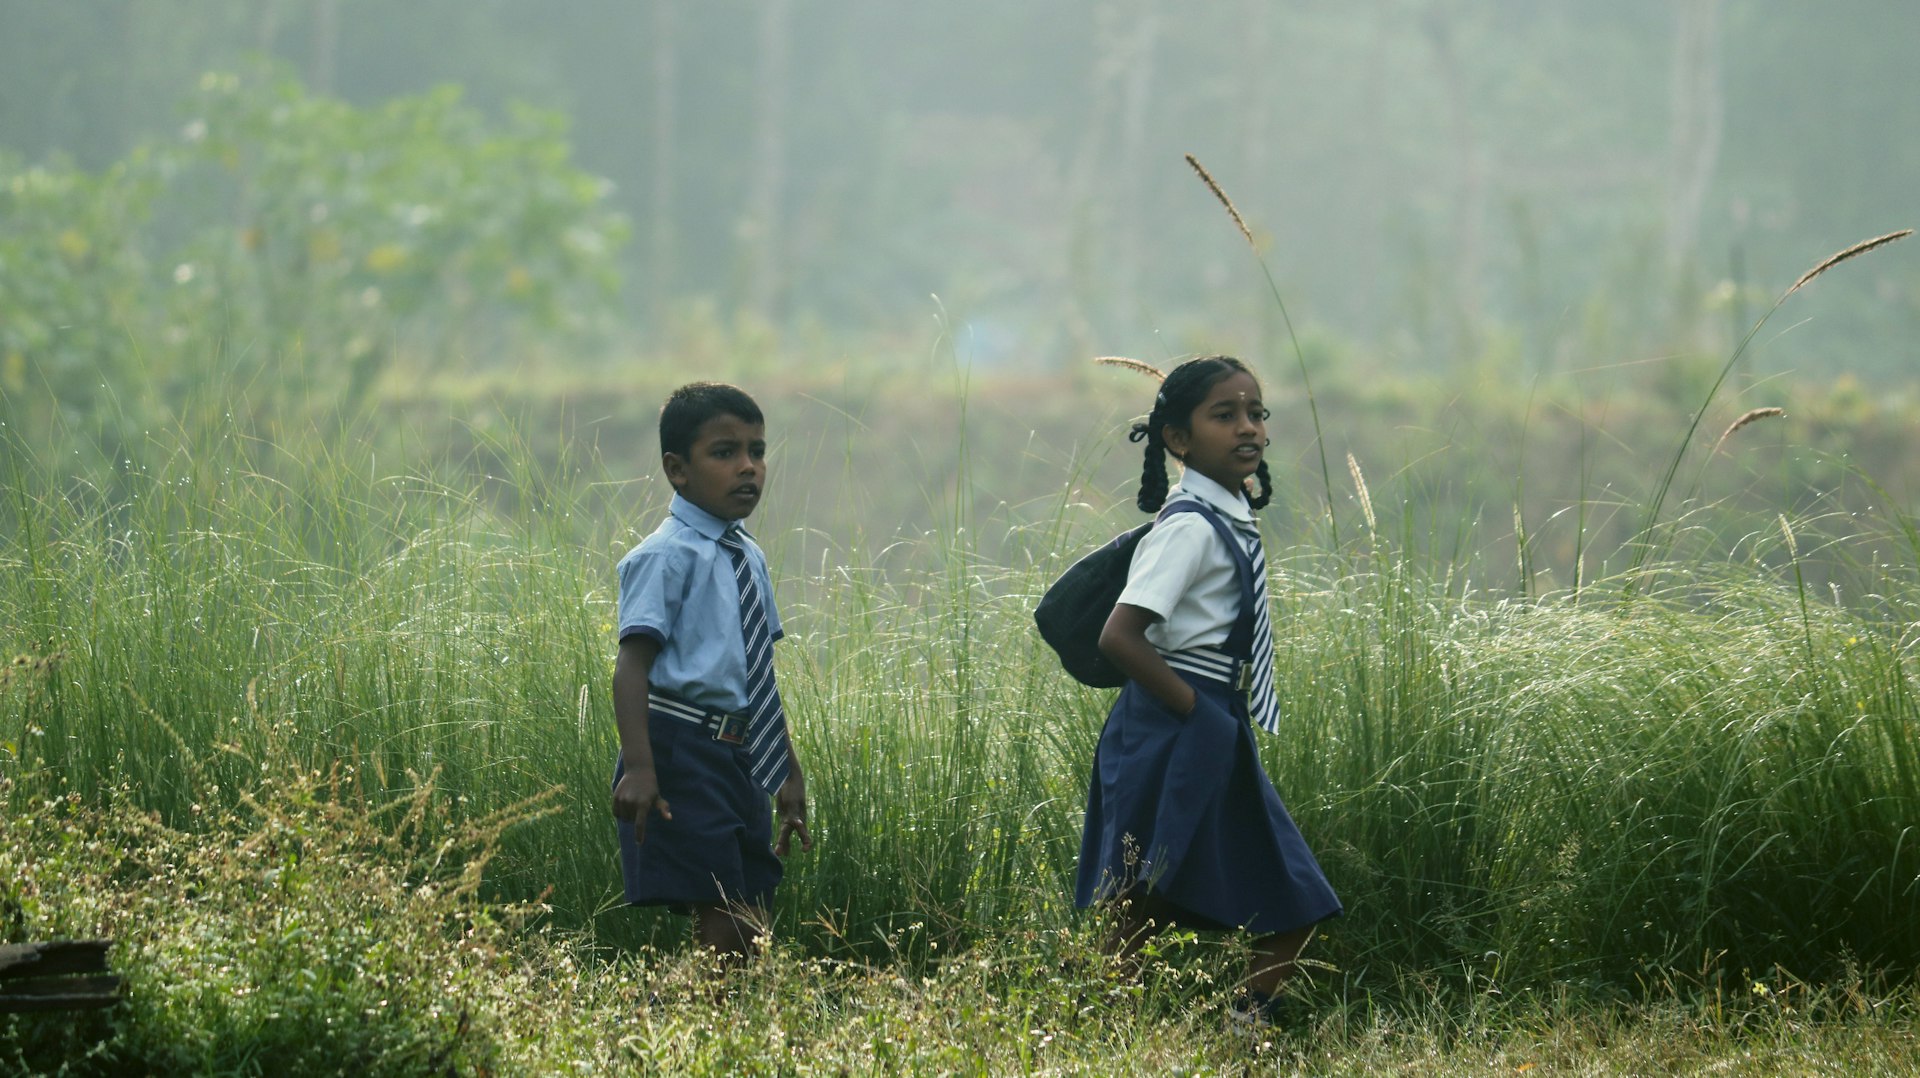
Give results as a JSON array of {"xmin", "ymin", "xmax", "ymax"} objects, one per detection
[
  {"xmin": 1713, "ymin": 407, "xmax": 1786, "ymax": 454},
  {"xmin": 1786, "ymin": 229, "xmax": 1912, "ymax": 297},
  {"xmin": 1347, "ymin": 451, "xmax": 1376, "ymax": 533},
  {"xmin": 1092, "ymin": 356, "xmax": 1167, "ymax": 382},
  {"xmin": 1185, "ymin": 153, "xmax": 1256, "ymax": 249}
]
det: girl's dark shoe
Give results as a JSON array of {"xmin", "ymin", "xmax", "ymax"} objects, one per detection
[{"xmin": 1227, "ymin": 989, "xmax": 1290, "ymax": 1035}]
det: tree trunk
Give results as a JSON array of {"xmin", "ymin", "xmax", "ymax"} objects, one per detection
[
  {"xmin": 648, "ymin": 0, "xmax": 679, "ymax": 325},
  {"xmin": 1111, "ymin": 0, "xmax": 1160, "ymax": 325},
  {"xmin": 1239, "ymin": 0, "xmax": 1273, "ymax": 189},
  {"xmin": 1665, "ymin": 0, "xmax": 1724, "ymax": 272},
  {"xmin": 1420, "ymin": 5, "xmax": 1486, "ymax": 356},
  {"xmin": 1062, "ymin": 3, "xmax": 1123, "ymax": 355},
  {"xmin": 310, "ymin": 0, "xmax": 340, "ymax": 95},
  {"xmin": 744, "ymin": 0, "xmax": 791, "ymax": 322},
  {"xmin": 254, "ymin": 0, "xmax": 282, "ymax": 52},
  {"xmin": 1241, "ymin": 0, "xmax": 1278, "ymax": 354}
]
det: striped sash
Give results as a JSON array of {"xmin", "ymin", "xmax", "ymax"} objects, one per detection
[{"xmin": 1162, "ymin": 644, "xmax": 1248, "ymax": 690}]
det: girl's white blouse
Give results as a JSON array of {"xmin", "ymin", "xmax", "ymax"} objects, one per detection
[{"xmin": 1114, "ymin": 470, "xmax": 1256, "ymax": 654}]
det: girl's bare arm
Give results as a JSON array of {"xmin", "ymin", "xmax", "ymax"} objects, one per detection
[{"xmin": 1098, "ymin": 603, "xmax": 1198, "ymax": 717}]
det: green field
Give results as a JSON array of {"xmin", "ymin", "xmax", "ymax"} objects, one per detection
[{"xmin": 5, "ymin": 351, "xmax": 1920, "ymax": 1071}]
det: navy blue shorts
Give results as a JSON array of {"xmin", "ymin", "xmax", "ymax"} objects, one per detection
[{"xmin": 614, "ymin": 713, "xmax": 782, "ymax": 910}]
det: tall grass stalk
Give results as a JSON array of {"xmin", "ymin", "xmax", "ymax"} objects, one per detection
[
  {"xmin": 1628, "ymin": 229, "xmax": 1911, "ymax": 590},
  {"xmin": 1185, "ymin": 153, "xmax": 1340, "ymax": 547}
]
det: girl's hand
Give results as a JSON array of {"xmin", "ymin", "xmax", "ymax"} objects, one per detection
[
  {"xmin": 774, "ymin": 767, "xmax": 811, "ymax": 856},
  {"xmin": 1176, "ymin": 685, "xmax": 1200, "ymax": 719},
  {"xmin": 1100, "ymin": 602, "xmax": 1197, "ymax": 718}
]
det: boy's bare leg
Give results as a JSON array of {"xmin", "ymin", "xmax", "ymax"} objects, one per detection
[
  {"xmin": 693, "ymin": 902, "xmax": 763, "ymax": 960},
  {"xmin": 1245, "ymin": 924, "xmax": 1315, "ymax": 996}
]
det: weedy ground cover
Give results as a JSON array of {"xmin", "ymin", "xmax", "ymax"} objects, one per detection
[{"xmin": 5, "ymin": 765, "xmax": 1916, "ymax": 1075}]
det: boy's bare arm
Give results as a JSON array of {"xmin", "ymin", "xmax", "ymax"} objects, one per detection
[
  {"xmin": 612, "ymin": 635, "xmax": 672, "ymax": 839},
  {"xmin": 774, "ymin": 745, "xmax": 810, "ymax": 856}
]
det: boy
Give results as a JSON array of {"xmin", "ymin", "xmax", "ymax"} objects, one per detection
[{"xmin": 611, "ymin": 382, "xmax": 811, "ymax": 956}]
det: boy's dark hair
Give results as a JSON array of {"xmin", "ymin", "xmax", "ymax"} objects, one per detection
[
  {"xmin": 1130, "ymin": 355, "xmax": 1273, "ymax": 513},
  {"xmin": 659, "ymin": 382, "xmax": 765, "ymax": 459}
]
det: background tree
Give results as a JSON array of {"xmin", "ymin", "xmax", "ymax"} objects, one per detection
[
  {"xmin": 0, "ymin": 1, "xmax": 1913, "ymax": 375},
  {"xmin": 0, "ymin": 64, "xmax": 627, "ymax": 456}
]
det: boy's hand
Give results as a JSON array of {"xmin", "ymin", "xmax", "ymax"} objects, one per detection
[
  {"xmin": 613, "ymin": 766, "xmax": 671, "ymax": 844},
  {"xmin": 610, "ymin": 638, "xmax": 668, "ymax": 841},
  {"xmin": 774, "ymin": 768, "xmax": 811, "ymax": 856}
]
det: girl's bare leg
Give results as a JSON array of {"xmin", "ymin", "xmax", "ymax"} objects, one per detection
[
  {"xmin": 1104, "ymin": 890, "xmax": 1180, "ymax": 971},
  {"xmin": 1245, "ymin": 924, "xmax": 1315, "ymax": 996}
]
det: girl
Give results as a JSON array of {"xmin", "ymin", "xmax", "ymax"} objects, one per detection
[{"xmin": 1075, "ymin": 355, "xmax": 1341, "ymax": 1025}]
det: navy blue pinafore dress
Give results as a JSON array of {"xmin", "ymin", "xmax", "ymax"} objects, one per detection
[{"xmin": 1073, "ymin": 500, "xmax": 1342, "ymax": 935}]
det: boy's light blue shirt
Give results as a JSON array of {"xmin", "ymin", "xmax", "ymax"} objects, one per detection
[{"xmin": 616, "ymin": 492, "xmax": 784, "ymax": 715}]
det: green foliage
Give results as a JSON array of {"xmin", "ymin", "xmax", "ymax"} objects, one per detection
[
  {"xmin": 0, "ymin": 769, "xmax": 550, "ymax": 1075},
  {"xmin": 162, "ymin": 68, "xmax": 627, "ymax": 387},
  {"xmin": 4, "ymin": 769, "xmax": 1918, "ymax": 1073},
  {"xmin": 0, "ymin": 65, "xmax": 627, "ymax": 459},
  {"xmin": 0, "ymin": 151, "xmax": 158, "ymax": 452}
]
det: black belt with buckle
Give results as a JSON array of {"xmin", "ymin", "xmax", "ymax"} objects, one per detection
[{"xmin": 648, "ymin": 687, "xmax": 749, "ymax": 744}]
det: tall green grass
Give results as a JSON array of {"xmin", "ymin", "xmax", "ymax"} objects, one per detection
[
  {"xmin": 4, "ymin": 395, "xmax": 1916, "ymax": 989},
  {"xmin": 1274, "ymin": 550, "xmax": 1919, "ymax": 985}
]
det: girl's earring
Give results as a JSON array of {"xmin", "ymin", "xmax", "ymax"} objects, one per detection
[{"xmin": 1263, "ymin": 437, "xmax": 1271, "ymax": 446}]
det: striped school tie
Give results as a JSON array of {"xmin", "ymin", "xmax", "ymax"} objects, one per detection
[
  {"xmin": 720, "ymin": 525, "xmax": 793, "ymax": 793},
  {"xmin": 1234, "ymin": 518, "xmax": 1283, "ymax": 734}
]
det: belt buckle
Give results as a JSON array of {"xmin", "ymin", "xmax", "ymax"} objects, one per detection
[
  {"xmin": 713, "ymin": 712, "xmax": 747, "ymax": 745},
  {"xmin": 1235, "ymin": 665, "xmax": 1253, "ymax": 693}
]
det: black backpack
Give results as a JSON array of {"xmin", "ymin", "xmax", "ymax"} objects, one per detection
[{"xmin": 1033, "ymin": 499, "xmax": 1252, "ymax": 688}]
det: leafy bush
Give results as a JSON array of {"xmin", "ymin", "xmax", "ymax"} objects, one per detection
[
  {"xmin": 0, "ymin": 151, "xmax": 157, "ymax": 456},
  {"xmin": 0, "ymin": 766, "xmax": 559, "ymax": 1076},
  {"xmin": 0, "ymin": 64, "xmax": 627, "ymax": 459}
]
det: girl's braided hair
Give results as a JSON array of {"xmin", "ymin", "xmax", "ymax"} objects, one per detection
[{"xmin": 1130, "ymin": 355, "xmax": 1273, "ymax": 513}]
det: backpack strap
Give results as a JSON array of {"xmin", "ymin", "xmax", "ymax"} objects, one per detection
[{"xmin": 1155, "ymin": 498, "xmax": 1258, "ymax": 662}]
